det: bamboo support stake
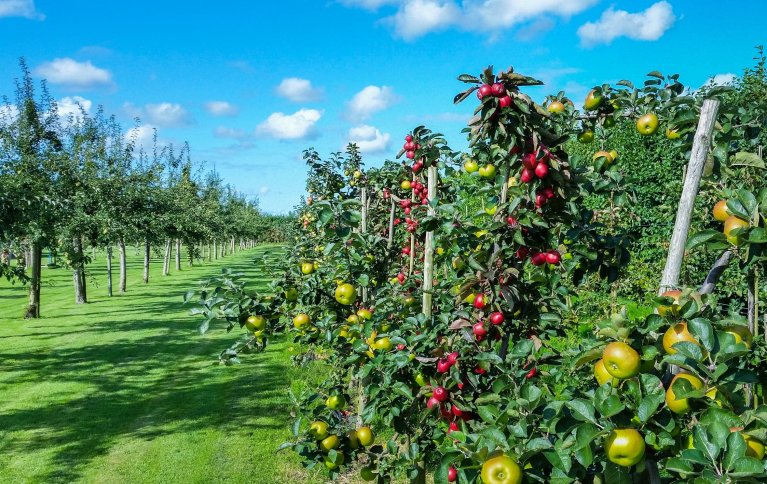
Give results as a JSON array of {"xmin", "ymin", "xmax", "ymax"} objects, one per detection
[
  {"xmin": 408, "ymin": 173, "xmax": 416, "ymax": 275},
  {"xmin": 422, "ymin": 166, "xmax": 437, "ymax": 318},
  {"xmin": 387, "ymin": 198, "xmax": 396, "ymax": 249},
  {"xmin": 361, "ymin": 186, "xmax": 369, "ymax": 304},
  {"xmin": 659, "ymin": 99, "xmax": 720, "ymax": 294}
]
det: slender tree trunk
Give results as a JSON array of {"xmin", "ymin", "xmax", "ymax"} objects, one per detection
[
  {"xmin": 175, "ymin": 239, "xmax": 181, "ymax": 271},
  {"xmin": 73, "ymin": 236, "xmax": 87, "ymax": 304},
  {"xmin": 163, "ymin": 239, "xmax": 171, "ymax": 276},
  {"xmin": 25, "ymin": 243, "xmax": 41, "ymax": 318},
  {"xmin": 106, "ymin": 245, "xmax": 113, "ymax": 297},
  {"xmin": 231, "ymin": 236, "xmax": 235, "ymax": 255},
  {"xmin": 118, "ymin": 238, "xmax": 127, "ymax": 293},
  {"xmin": 143, "ymin": 240, "xmax": 150, "ymax": 283},
  {"xmin": 208, "ymin": 241, "xmax": 212, "ymax": 261},
  {"xmin": 214, "ymin": 239, "xmax": 218, "ymax": 259},
  {"xmin": 188, "ymin": 241, "xmax": 194, "ymax": 267}
]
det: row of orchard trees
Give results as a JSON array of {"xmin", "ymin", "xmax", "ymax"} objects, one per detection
[
  {"xmin": 0, "ymin": 61, "xmax": 289, "ymax": 318},
  {"xmin": 190, "ymin": 60, "xmax": 766, "ymax": 483}
]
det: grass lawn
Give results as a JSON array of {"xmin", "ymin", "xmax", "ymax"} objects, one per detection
[{"xmin": 0, "ymin": 245, "xmax": 326, "ymax": 483}]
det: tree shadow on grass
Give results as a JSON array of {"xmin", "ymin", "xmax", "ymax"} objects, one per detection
[{"xmin": 0, "ymin": 328, "xmax": 295, "ymax": 482}]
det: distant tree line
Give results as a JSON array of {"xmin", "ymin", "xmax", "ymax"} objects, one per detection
[{"xmin": 0, "ymin": 60, "xmax": 294, "ymax": 318}]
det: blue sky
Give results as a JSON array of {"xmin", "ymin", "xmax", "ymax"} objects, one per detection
[{"xmin": 0, "ymin": 0, "xmax": 764, "ymax": 213}]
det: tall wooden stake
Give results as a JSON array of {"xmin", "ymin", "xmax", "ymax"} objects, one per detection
[
  {"xmin": 422, "ymin": 166, "xmax": 437, "ymax": 318},
  {"xmin": 659, "ymin": 99, "xmax": 720, "ymax": 294},
  {"xmin": 361, "ymin": 186, "xmax": 369, "ymax": 304},
  {"xmin": 387, "ymin": 198, "xmax": 396, "ymax": 249}
]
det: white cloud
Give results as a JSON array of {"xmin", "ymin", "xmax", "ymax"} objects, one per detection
[
  {"xmin": 577, "ymin": 1, "xmax": 676, "ymax": 47},
  {"xmin": 389, "ymin": 0, "xmax": 460, "ymax": 40},
  {"xmin": 33, "ymin": 58, "xmax": 113, "ymax": 89},
  {"xmin": 346, "ymin": 85, "xmax": 398, "ymax": 121},
  {"xmin": 124, "ymin": 102, "xmax": 192, "ymax": 128},
  {"xmin": 0, "ymin": 0, "xmax": 44, "ymax": 19},
  {"xmin": 342, "ymin": 0, "xmax": 597, "ymax": 40},
  {"xmin": 124, "ymin": 124, "xmax": 169, "ymax": 153},
  {"xmin": 347, "ymin": 125, "xmax": 391, "ymax": 154},
  {"xmin": 145, "ymin": 102, "xmax": 192, "ymax": 127},
  {"xmin": 57, "ymin": 96, "xmax": 92, "ymax": 120},
  {"xmin": 0, "ymin": 104, "xmax": 19, "ymax": 125},
  {"xmin": 259, "ymin": 186, "xmax": 270, "ymax": 195},
  {"xmin": 205, "ymin": 101, "xmax": 238, "ymax": 117},
  {"xmin": 707, "ymin": 73, "xmax": 736, "ymax": 87},
  {"xmin": 213, "ymin": 126, "xmax": 248, "ymax": 139},
  {"xmin": 515, "ymin": 17, "xmax": 555, "ymax": 41},
  {"xmin": 256, "ymin": 108, "xmax": 322, "ymax": 140},
  {"xmin": 276, "ymin": 78, "xmax": 323, "ymax": 103}
]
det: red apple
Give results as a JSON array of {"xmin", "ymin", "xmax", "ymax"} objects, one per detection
[
  {"xmin": 534, "ymin": 163, "xmax": 549, "ymax": 178},
  {"xmin": 535, "ymin": 193, "xmax": 547, "ymax": 207},
  {"xmin": 499, "ymin": 95, "xmax": 511, "ymax": 108},
  {"xmin": 451, "ymin": 404, "xmax": 466, "ymax": 418},
  {"xmin": 542, "ymin": 186, "xmax": 555, "ymax": 199},
  {"xmin": 531, "ymin": 252, "xmax": 546, "ymax": 266},
  {"xmin": 477, "ymin": 84, "xmax": 492, "ymax": 99},
  {"xmin": 426, "ymin": 396, "xmax": 440, "ymax": 410},
  {"xmin": 515, "ymin": 246, "xmax": 529, "ymax": 259},
  {"xmin": 473, "ymin": 294, "xmax": 486, "ymax": 309},
  {"xmin": 448, "ymin": 421, "xmax": 459, "ymax": 433},
  {"xmin": 437, "ymin": 359, "xmax": 451, "ymax": 373},
  {"xmin": 506, "ymin": 216, "xmax": 518, "ymax": 227},
  {"xmin": 406, "ymin": 150, "xmax": 415, "ymax": 159},
  {"xmin": 522, "ymin": 153, "xmax": 537, "ymax": 169},
  {"xmin": 473, "ymin": 322, "xmax": 488, "ymax": 339},
  {"xmin": 405, "ymin": 134, "xmax": 413, "ymax": 142},
  {"xmin": 448, "ymin": 467, "xmax": 458, "ymax": 482},
  {"xmin": 489, "ymin": 312, "xmax": 505, "ymax": 325},
  {"xmin": 491, "ymin": 83, "xmax": 505, "ymax": 97},
  {"xmin": 520, "ymin": 168, "xmax": 534, "ymax": 183},
  {"xmin": 404, "ymin": 141, "xmax": 415, "ymax": 151},
  {"xmin": 433, "ymin": 386, "xmax": 448, "ymax": 402},
  {"xmin": 546, "ymin": 251, "xmax": 561, "ymax": 264},
  {"xmin": 447, "ymin": 351, "xmax": 459, "ymax": 365},
  {"xmin": 397, "ymin": 344, "xmax": 406, "ymax": 351}
]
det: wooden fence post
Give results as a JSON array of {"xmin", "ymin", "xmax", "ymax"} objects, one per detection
[
  {"xmin": 658, "ymin": 99, "xmax": 720, "ymax": 294},
  {"xmin": 360, "ymin": 186, "xmax": 369, "ymax": 304},
  {"xmin": 422, "ymin": 166, "xmax": 437, "ymax": 317}
]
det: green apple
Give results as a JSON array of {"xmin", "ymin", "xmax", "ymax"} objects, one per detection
[{"xmin": 636, "ymin": 113, "xmax": 659, "ymax": 135}]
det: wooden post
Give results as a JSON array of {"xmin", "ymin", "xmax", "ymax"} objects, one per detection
[
  {"xmin": 422, "ymin": 166, "xmax": 437, "ymax": 318},
  {"xmin": 658, "ymin": 99, "xmax": 720, "ymax": 294},
  {"xmin": 360, "ymin": 186, "xmax": 368, "ymax": 304},
  {"xmin": 387, "ymin": 198, "xmax": 396, "ymax": 249},
  {"xmin": 408, "ymin": 173, "xmax": 416, "ymax": 275}
]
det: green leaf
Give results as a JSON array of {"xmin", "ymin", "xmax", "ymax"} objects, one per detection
[
  {"xmin": 731, "ymin": 151, "xmax": 765, "ymax": 169},
  {"xmin": 686, "ymin": 229, "xmax": 726, "ymax": 250},
  {"xmin": 604, "ymin": 462, "xmax": 633, "ymax": 484},
  {"xmin": 566, "ymin": 399, "xmax": 597, "ymax": 424},
  {"xmin": 665, "ymin": 457, "xmax": 694, "ymax": 474},
  {"xmin": 731, "ymin": 456, "xmax": 765, "ymax": 476},
  {"xmin": 688, "ymin": 318, "xmax": 715, "ymax": 353},
  {"xmin": 724, "ymin": 431, "xmax": 748, "ymax": 471},
  {"xmin": 594, "ymin": 386, "xmax": 625, "ymax": 418},
  {"xmin": 638, "ymin": 394, "xmax": 665, "ymax": 422},
  {"xmin": 318, "ymin": 207, "xmax": 333, "ymax": 224}
]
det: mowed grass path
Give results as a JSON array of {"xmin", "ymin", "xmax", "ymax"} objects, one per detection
[{"xmin": 0, "ymin": 246, "xmax": 322, "ymax": 483}]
